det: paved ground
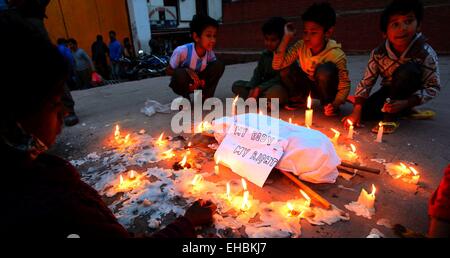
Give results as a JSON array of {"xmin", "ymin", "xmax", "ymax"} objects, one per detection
[{"xmin": 52, "ymin": 55, "xmax": 450, "ymax": 237}]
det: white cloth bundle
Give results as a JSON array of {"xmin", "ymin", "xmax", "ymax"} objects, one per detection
[{"xmin": 212, "ymin": 113, "xmax": 340, "ymax": 184}]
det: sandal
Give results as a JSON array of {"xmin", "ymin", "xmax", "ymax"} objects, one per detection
[
  {"xmin": 371, "ymin": 121, "xmax": 400, "ymax": 134},
  {"xmin": 405, "ymin": 109, "xmax": 436, "ymax": 120}
]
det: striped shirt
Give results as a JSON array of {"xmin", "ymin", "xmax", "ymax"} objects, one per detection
[
  {"xmin": 169, "ymin": 43, "xmax": 216, "ymax": 73},
  {"xmin": 355, "ymin": 33, "xmax": 440, "ymax": 105}
]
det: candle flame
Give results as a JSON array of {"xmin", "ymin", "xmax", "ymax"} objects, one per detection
[
  {"xmin": 287, "ymin": 202, "xmax": 294, "ymax": 215},
  {"xmin": 191, "ymin": 174, "xmax": 203, "ymax": 186},
  {"xmin": 370, "ymin": 184, "xmax": 376, "ymax": 197},
  {"xmin": 233, "ymin": 95, "xmax": 239, "ymax": 105},
  {"xmin": 241, "ymin": 178, "xmax": 248, "ymax": 191},
  {"xmin": 124, "ymin": 134, "xmax": 130, "ymax": 144},
  {"xmin": 114, "ymin": 125, "xmax": 120, "ymax": 140},
  {"xmin": 162, "ymin": 148, "xmax": 175, "ymax": 158},
  {"xmin": 307, "ymin": 94, "xmax": 312, "ymax": 109},
  {"xmin": 379, "ymin": 121, "xmax": 384, "ymax": 127},
  {"xmin": 400, "ymin": 162, "xmax": 408, "ymax": 171},
  {"xmin": 156, "ymin": 132, "xmax": 165, "ymax": 146},
  {"xmin": 180, "ymin": 154, "xmax": 188, "ymax": 167},
  {"xmin": 226, "ymin": 182, "xmax": 231, "ymax": 201},
  {"xmin": 300, "ymin": 189, "xmax": 311, "ymax": 207},
  {"xmin": 119, "ymin": 175, "xmax": 124, "ymax": 185},
  {"xmin": 409, "ymin": 166, "xmax": 419, "ymax": 176},
  {"xmin": 347, "ymin": 119, "xmax": 353, "ymax": 126},
  {"xmin": 188, "ymin": 142, "xmax": 192, "ymax": 147},
  {"xmin": 129, "ymin": 170, "xmax": 135, "ymax": 179},
  {"xmin": 241, "ymin": 191, "xmax": 250, "ymax": 211},
  {"xmin": 289, "ymin": 117, "xmax": 292, "ymax": 124},
  {"xmin": 331, "ymin": 128, "xmax": 340, "ymax": 135},
  {"xmin": 259, "ymin": 111, "xmax": 263, "ymax": 116},
  {"xmin": 350, "ymin": 144, "xmax": 357, "ymax": 153}
]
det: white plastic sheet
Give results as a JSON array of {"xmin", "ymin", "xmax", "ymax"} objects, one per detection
[{"xmin": 213, "ymin": 113, "xmax": 340, "ymax": 184}]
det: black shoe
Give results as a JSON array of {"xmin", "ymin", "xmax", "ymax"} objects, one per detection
[{"xmin": 64, "ymin": 113, "xmax": 79, "ymax": 127}]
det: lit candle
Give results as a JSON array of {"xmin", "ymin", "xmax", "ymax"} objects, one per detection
[
  {"xmin": 289, "ymin": 117, "xmax": 292, "ymax": 124},
  {"xmin": 305, "ymin": 95, "xmax": 313, "ymax": 127},
  {"xmin": 331, "ymin": 128, "xmax": 341, "ymax": 145},
  {"xmin": 179, "ymin": 154, "xmax": 188, "ymax": 169},
  {"xmin": 299, "ymin": 189, "xmax": 311, "ymax": 208},
  {"xmin": 347, "ymin": 119, "xmax": 354, "ymax": 139},
  {"xmin": 375, "ymin": 122, "xmax": 384, "ymax": 143},
  {"xmin": 241, "ymin": 178, "xmax": 248, "ymax": 191},
  {"xmin": 191, "ymin": 174, "xmax": 203, "ymax": 191},
  {"xmin": 286, "ymin": 202, "xmax": 296, "ymax": 217},
  {"xmin": 357, "ymin": 184, "xmax": 376, "ymax": 209}
]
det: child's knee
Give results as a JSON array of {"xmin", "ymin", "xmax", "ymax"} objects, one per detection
[{"xmin": 314, "ymin": 62, "xmax": 338, "ymax": 82}]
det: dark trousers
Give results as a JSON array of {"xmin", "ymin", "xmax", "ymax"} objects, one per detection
[
  {"xmin": 76, "ymin": 68, "xmax": 93, "ymax": 90},
  {"xmin": 361, "ymin": 62, "xmax": 422, "ymax": 121},
  {"xmin": 281, "ymin": 62, "xmax": 338, "ymax": 105},
  {"xmin": 169, "ymin": 60, "xmax": 225, "ymax": 100}
]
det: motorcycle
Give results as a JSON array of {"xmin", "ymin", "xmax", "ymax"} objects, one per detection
[{"xmin": 119, "ymin": 50, "xmax": 169, "ymax": 81}]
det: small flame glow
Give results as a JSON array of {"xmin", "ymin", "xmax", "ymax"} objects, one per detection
[
  {"xmin": 241, "ymin": 178, "xmax": 248, "ymax": 191},
  {"xmin": 156, "ymin": 132, "xmax": 165, "ymax": 146},
  {"xmin": 226, "ymin": 182, "xmax": 231, "ymax": 201},
  {"xmin": 370, "ymin": 184, "xmax": 376, "ymax": 197},
  {"xmin": 191, "ymin": 174, "xmax": 203, "ymax": 186},
  {"xmin": 241, "ymin": 191, "xmax": 250, "ymax": 211},
  {"xmin": 124, "ymin": 134, "xmax": 130, "ymax": 144},
  {"xmin": 180, "ymin": 154, "xmax": 188, "ymax": 167},
  {"xmin": 114, "ymin": 125, "xmax": 120, "ymax": 140},
  {"xmin": 162, "ymin": 148, "xmax": 175, "ymax": 158},
  {"xmin": 350, "ymin": 144, "xmax": 357, "ymax": 153},
  {"xmin": 119, "ymin": 175, "xmax": 124, "ymax": 185},
  {"xmin": 331, "ymin": 128, "xmax": 340, "ymax": 135},
  {"xmin": 129, "ymin": 170, "xmax": 135, "ymax": 179},
  {"xmin": 233, "ymin": 95, "xmax": 239, "ymax": 105},
  {"xmin": 409, "ymin": 166, "xmax": 419, "ymax": 176},
  {"xmin": 307, "ymin": 94, "xmax": 312, "ymax": 109},
  {"xmin": 347, "ymin": 119, "xmax": 353, "ymax": 126},
  {"xmin": 379, "ymin": 121, "xmax": 384, "ymax": 127},
  {"xmin": 289, "ymin": 117, "xmax": 292, "ymax": 124},
  {"xmin": 400, "ymin": 162, "xmax": 408, "ymax": 171}
]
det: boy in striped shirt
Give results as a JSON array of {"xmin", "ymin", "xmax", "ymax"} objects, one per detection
[
  {"xmin": 167, "ymin": 14, "xmax": 225, "ymax": 101},
  {"xmin": 272, "ymin": 3, "xmax": 351, "ymax": 116}
]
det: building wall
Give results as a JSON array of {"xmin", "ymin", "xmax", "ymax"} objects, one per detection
[
  {"xmin": 45, "ymin": 0, "xmax": 131, "ymax": 56},
  {"xmin": 217, "ymin": 0, "xmax": 450, "ymax": 54}
]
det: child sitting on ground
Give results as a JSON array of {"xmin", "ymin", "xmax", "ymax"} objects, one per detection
[
  {"xmin": 232, "ymin": 17, "xmax": 290, "ymax": 105},
  {"xmin": 344, "ymin": 0, "xmax": 440, "ymax": 134},
  {"xmin": 167, "ymin": 14, "xmax": 225, "ymax": 102},
  {"xmin": 272, "ymin": 2, "xmax": 351, "ymax": 116}
]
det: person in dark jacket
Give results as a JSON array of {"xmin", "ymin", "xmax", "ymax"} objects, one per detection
[
  {"xmin": 8, "ymin": 0, "xmax": 80, "ymax": 127},
  {"xmin": 0, "ymin": 11, "xmax": 216, "ymax": 239},
  {"xmin": 91, "ymin": 35, "xmax": 110, "ymax": 80}
]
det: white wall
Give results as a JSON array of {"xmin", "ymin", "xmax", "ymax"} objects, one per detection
[{"xmin": 127, "ymin": 0, "xmax": 152, "ymax": 54}]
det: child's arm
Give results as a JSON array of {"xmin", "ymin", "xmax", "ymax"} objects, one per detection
[
  {"xmin": 415, "ymin": 50, "xmax": 441, "ymax": 105},
  {"xmin": 354, "ymin": 50, "xmax": 380, "ymax": 105},
  {"xmin": 332, "ymin": 55, "xmax": 351, "ymax": 107},
  {"xmin": 273, "ymin": 23, "xmax": 300, "ymax": 70}
]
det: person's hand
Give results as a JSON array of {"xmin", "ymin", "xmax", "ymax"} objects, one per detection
[
  {"xmin": 342, "ymin": 109, "xmax": 362, "ymax": 128},
  {"xmin": 284, "ymin": 22, "xmax": 297, "ymax": 41},
  {"xmin": 382, "ymin": 99, "xmax": 409, "ymax": 114},
  {"xmin": 186, "ymin": 68, "xmax": 202, "ymax": 91},
  {"xmin": 324, "ymin": 103, "xmax": 338, "ymax": 116},
  {"xmin": 184, "ymin": 199, "xmax": 217, "ymax": 227},
  {"xmin": 248, "ymin": 87, "xmax": 261, "ymax": 99}
]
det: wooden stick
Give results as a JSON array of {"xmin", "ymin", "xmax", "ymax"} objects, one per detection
[
  {"xmin": 340, "ymin": 161, "xmax": 381, "ymax": 174},
  {"xmin": 337, "ymin": 166, "xmax": 364, "ymax": 177},
  {"xmin": 278, "ymin": 169, "xmax": 332, "ymax": 210}
]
